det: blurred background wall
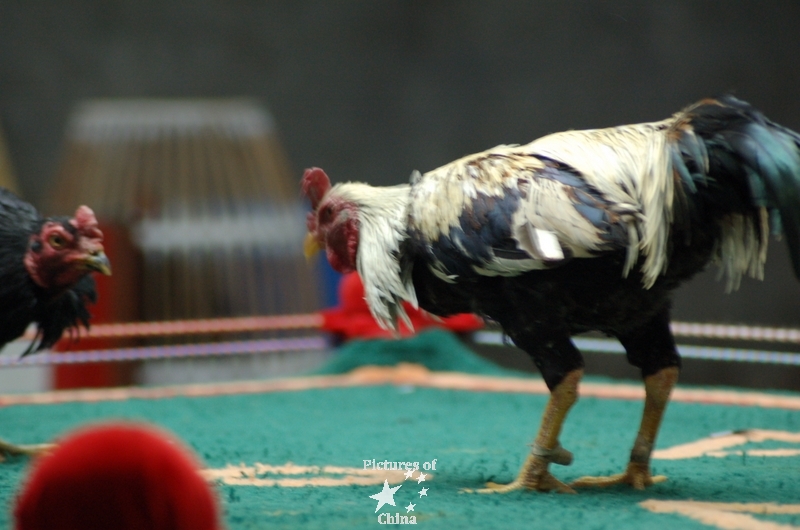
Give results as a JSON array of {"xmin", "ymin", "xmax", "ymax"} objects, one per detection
[{"xmin": 0, "ymin": 0, "xmax": 799, "ymax": 326}]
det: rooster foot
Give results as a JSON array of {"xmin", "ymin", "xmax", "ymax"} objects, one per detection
[
  {"xmin": 478, "ymin": 472, "xmax": 576, "ymax": 494},
  {"xmin": 470, "ymin": 454, "xmax": 576, "ymax": 494},
  {"xmin": 570, "ymin": 462, "xmax": 666, "ymax": 490},
  {"xmin": 0, "ymin": 438, "xmax": 54, "ymax": 461}
]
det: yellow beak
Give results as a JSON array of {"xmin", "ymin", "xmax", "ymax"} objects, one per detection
[
  {"xmin": 83, "ymin": 251, "xmax": 112, "ymax": 276},
  {"xmin": 304, "ymin": 233, "xmax": 322, "ymax": 260}
]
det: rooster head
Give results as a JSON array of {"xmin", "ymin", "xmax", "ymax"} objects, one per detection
[
  {"xmin": 24, "ymin": 205, "xmax": 112, "ymax": 291},
  {"xmin": 302, "ymin": 167, "xmax": 360, "ymax": 273}
]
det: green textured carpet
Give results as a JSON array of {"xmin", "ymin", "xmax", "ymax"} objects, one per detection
[
  {"xmin": 0, "ymin": 332, "xmax": 799, "ymax": 529},
  {"xmin": 313, "ymin": 330, "xmax": 514, "ymax": 376}
]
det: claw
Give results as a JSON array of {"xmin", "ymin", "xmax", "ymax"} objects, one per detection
[
  {"xmin": 476, "ymin": 473, "xmax": 576, "ymax": 494},
  {"xmin": 0, "ymin": 438, "xmax": 55, "ymax": 460},
  {"xmin": 466, "ymin": 454, "xmax": 576, "ymax": 494},
  {"xmin": 570, "ymin": 462, "xmax": 666, "ymax": 490}
]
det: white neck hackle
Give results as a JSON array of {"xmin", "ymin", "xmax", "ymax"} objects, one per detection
[{"xmin": 329, "ymin": 182, "xmax": 417, "ymax": 330}]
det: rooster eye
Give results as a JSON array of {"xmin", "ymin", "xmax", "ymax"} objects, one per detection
[
  {"xmin": 320, "ymin": 205, "xmax": 334, "ymax": 223},
  {"xmin": 48, "ymin": 234, "xmax": 66, "ymax": 249}
]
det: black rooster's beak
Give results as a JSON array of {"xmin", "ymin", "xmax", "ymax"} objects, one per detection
[{"xmin": 83, "ymin": 251, "xmax": 112, "ymax": 275}]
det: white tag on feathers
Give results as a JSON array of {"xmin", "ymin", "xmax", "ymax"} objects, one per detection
[{"xmin": 524, "ymin": 226, "xmax": 565, "ymax": 261}]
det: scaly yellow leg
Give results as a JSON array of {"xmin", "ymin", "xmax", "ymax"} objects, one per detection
[
  {"xmin": 478, "ymin": 369, "xmax": 583, "ymax": 494},
  {"xmin": 571, "ymin": 366, "xmax": 678, "ymax": 490}
]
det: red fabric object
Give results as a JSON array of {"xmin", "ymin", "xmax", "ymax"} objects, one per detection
[
  {"xmin": 322, "ymin": 272, "xmax": 483, "ymax": 341},
  {"xmin": 14, "ymin": 423, "xmax": 223, "ymax": 530}
]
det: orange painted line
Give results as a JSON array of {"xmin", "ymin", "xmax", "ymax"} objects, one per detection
[
  {"xmin": 21, "ymin": 314, "xmax": 800, "ymax": 343},
  {"xmin": 22, "ymin": 313, "xmax": 323, "ymax": 340},
  {"xmin": 671, "ymin": 321, "xmax": 800, "ymax": 344},
  {"xmin": 640, "ymin": 499, "xmax": 800, "ymax": 530},
  {"xmin": 1, "ymin": 364, "xmax": 799, "ymax": 410}
]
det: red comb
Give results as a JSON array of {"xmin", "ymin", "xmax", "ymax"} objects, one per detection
[
  {"xmin": 301, "ymin": 167, "xmax": 331, "ymax": 210},
  {"xmin": 70, "ymin": 206, "xmax": 103, "ymax": 240}
]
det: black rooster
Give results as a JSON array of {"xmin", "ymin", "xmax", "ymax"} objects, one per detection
[
  {"xmin": 303, "ymin": 97, "xmax": 800, "ymax": 492},
  {"xmin": 0, "ymin": 188, "xmax": 110, "ymax": 457}
]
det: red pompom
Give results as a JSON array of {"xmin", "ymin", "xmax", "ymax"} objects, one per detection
[{"xmin": 14, "ymin": 423, "xmax": 223, "ymax": 530}]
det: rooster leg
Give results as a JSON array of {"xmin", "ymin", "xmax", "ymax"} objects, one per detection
[
  {"xmin": 571, "ymin": 365, "xmax": 678, "ymax": 489},
  {"xmin": 478, "ymin": 369, "xmax": 582, "ymax": 494},
  {"xmin": 0, "ymin": 437, "xmax": 54, "ymax": 461}
]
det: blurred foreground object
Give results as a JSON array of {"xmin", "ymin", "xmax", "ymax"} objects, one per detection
[
  {"xmin": 46, "ymin": 98, "xmax": 318, "ymax": 388},
  {"xmin": 322, "ymin": 272, "xmax": 482, "ymax": 342},
  {"xmin": 14, "ymin": 423, "xmax": 223, "ymax": 530}
]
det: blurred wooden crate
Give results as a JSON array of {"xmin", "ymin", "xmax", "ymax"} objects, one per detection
[{"xmin": 46, "ymin": 99, "xmax": 319, "ymax": 387}]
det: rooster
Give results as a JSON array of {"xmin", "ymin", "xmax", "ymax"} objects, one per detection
[
  {"xmin": 303, "ymin": 96, "xmax": 800, "ymax": 493},
  {"xmin": 0, "ymin": 188, "xmax": 111, "ymax": 457}
]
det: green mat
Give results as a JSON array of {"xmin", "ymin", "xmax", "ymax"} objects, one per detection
[
  {"xmin": 313, "ymin": 329, "xmax": 516, "ymax": 376},
  {"xmin": 0, "ymin": 333, "xmax": 799, "ymax": 529}
]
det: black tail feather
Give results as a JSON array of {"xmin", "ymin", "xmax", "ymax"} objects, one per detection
[{"xmin": 687, "ymin": 97, "xmax": 800, "ymax": 280}]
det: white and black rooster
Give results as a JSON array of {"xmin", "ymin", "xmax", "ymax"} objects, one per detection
[{"xmin": 303, "ymin": 96, "xmax": 800, "ymax": 493}]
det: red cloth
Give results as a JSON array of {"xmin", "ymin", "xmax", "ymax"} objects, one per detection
[
  {"xmin": 322, "ymin": 272, "xmax": 483, "ymax": 341},
  {"xmin": 14, "ymin": 423, "xmax": 223, "ymax": 530}
]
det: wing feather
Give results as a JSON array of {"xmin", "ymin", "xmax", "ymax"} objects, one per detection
[{"xmin": 409, "ymin": 147, "xmax": 641, "ymax": 279}]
